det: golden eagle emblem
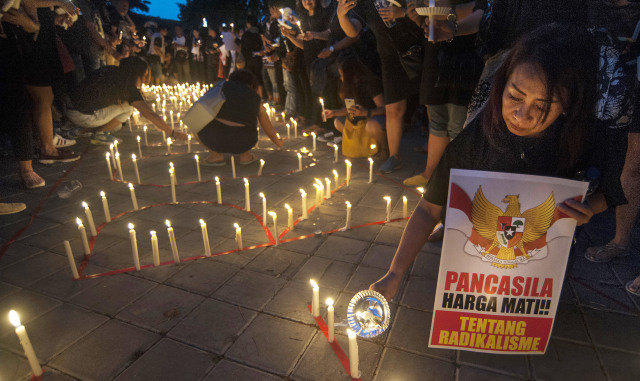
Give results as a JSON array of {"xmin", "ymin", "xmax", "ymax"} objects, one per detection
[{"xmin": 471, "ymin": 186, "xmax": 555, "ymax": 269}]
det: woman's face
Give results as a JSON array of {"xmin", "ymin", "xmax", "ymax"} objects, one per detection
[
  {"xmin": 137, "ymin": 68, "xmax": 151, "ymax": 88},
  {"xmin": 302, "ymin": 0, "xmax": 316, "ymax": 12},
  {"xmin": 501, "ymin": 63, "xmax": 564, "ymax": 137}
]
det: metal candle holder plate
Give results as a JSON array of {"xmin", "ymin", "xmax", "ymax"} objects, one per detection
[{"xmin": 347, "ymin": 290, "xmax": 391, "ymax": 338}]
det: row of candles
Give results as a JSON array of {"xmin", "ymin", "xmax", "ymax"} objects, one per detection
[{"xmin": 309, "ymin": 279, "xmax": 360, "ymax": 378}]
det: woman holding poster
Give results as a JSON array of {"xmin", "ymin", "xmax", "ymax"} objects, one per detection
[{"xmin": 370, "ymin": 24, "xmax": 608, "ymax": 301}]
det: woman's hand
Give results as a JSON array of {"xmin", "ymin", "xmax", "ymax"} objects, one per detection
[
  {"xmin": 369, "ymin": 272, "xmax": 401, "ymax": 301},
  {"xmin": 557, "ymin": 198, "xmax": 595, "ymax": 226},
  {"xmin": 337, "ymin": 0, "xmax": 356, "ymax": 18},
  {"xmin": 274, "ymin": 137, "xmax": 285, "ymax": 148},
  {"xmin": 2, "ymin": 8, "xmax": 40, "ymax": 33},
  {"xmin": 56, "ymin": 0, "xmax": 79, "ymax": 16},
  {"xmin": 378, "ymin": 5, "xmax": 406, "ymax": 23},
  {"xmin": 302, "ymin": 31, "xmax": 315, "ymax": 41},
  {"xmin": 324, "ymin": 109, "xmax": 337, "ymax": 119},
  {"xmin": 348, "ymin": 104, "xmax": 366, "ymax": 118},
  {"xmin": 172, "ymin": 131, "xmax": 189, "ymax": 141},
  {"xmin": 317, "ymin": 47, "xmax": 332, "ymax": 59},
  {"xmin": 406, "ymin": 1, "xmax": 421, "ymax": 26}
]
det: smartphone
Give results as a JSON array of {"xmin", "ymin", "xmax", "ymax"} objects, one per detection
[{"xmin": 344, "ymin": 98, "xmax": 355, "ymax": 110}]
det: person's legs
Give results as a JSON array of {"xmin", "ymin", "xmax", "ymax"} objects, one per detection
[
  {"xmin": 26, "ymin": 85, "xmax": 56, "ymax": 156},
  {"xmin": 365, "ymin": 116, "xmax": 387, "ymax": 150},
  {"xmin": 615, "ymin": 133, "xmax": 640, "ymax": 246},
  {"xmin": 379, "ymin": 99, "xmax": 406, "ymax": 173},
  {"xmin": 283, "ymin": 69, "xmax": 298, "ymax": 116},
  {"xmin": 334, "ymin": 117, "xmax": 345, "ymax": 133}
]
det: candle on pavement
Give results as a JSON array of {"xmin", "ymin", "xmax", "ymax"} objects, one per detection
[
  {"xmin": 231, "ymin": 156, "xmax": 237, "ymax": 179},
  {"xmin": 285, "ymin": 204, "xmax": 293, "ymax": 230},
  {"xmin": 63, "ymin": 240, "xmax": 79, "ymax": 279},
  {"xmin": 194, "ymin": 155, "xmax": 201, "ymax": 182},
  {"xmin": 128, "ymin": 223, "xmax": 141, "ymax": 270},
  {"xmin": 199, "ymin": 219, "xmax": 211, "ymax": 257},
  {"xmin": 310, "ymin": 279, "xmax": 320, "ymax": 317},
  {"xmin": 333, "ymin": 170, "xmax": 339, "ymax": 190},
  {"xmin": 258, "ymin": 159, "xmax": 265, "ymax": 176},
  {"xmin": 166, "ymin": 137, "xmax": 172, "ymax": 155},
  {"xmin": 346, "ymin": 160, "xmax": 352, "ymax": 187},
  {"xmin": 234, "ymin": 223, "xmax": 243, "ymax": 250},
  {"xmin": 150, "ymin": 230, "xmax": 160, "ymax": 266},
  {"xmin": 384, "ymin": 196, "xmax": 391, "ymax": 222},
  {"xmin": 77, "ymin": 217, "xmax": 90, "ymax": 254},
  {"xmin": 136, "ymin": 136, "xmax": 142, "ymax": 157},
  {"xmin": 334, "ymin": 144, "xmax": 338, "ymax": 163},
  {"xmin": 169, "ymin": 167, "xmax": 177, "ymax": 204},
  {"xmin": 368, "ymin": 157, "xmax": 374, "ymax": 183},
  {"xmin": 286, "ymin": 123, "xmax": 290, "ymax": 139},
  {"xmin": 297, "ymin": 153, "xmax": 302, "ymax": 172},
  {"xmin": 165, "ymin": 220, "xmax": 180, "ymax": 263},
  {"xmin": 345, "ymin": 201, "xmax": 352, "ymax": 230},
  {"xmin": 8, "ymin": 310, "xmax": 42, "ymax": 377},
  {"xmin": 244, "ymin": 178, "xmax": 251, "ymax": 211},
  {"xmin": 300, "ymin": 189, "xmax": 308, "ymax": 219},
  {"xmin": 105, "ymin": 152, "xmax": 113, "ymax": 180},
  {"xmin": 326, "ymin": 298, "xmax": 335, "ymax": 342},
  {"xmin": 403, "ymin": 196, "xmax": 408, "ymax": 218},
  {"xmin": 115, "ymin": 152, "xmax": 124, "ymax": 181},
  {"xmin": 311, "ymin": 132, "xmax": 316, "ymax": 151},
  {"xmin": 215, "ymin": 176, "xmax": 222, "ymax": 204},
  {"xmin": 132, "ymin": 154, "xmax": 141, "ymax": 184},
  {"xmin": 187, "ymin": 134, "xmax": 192, "ymax": 153},
  {"xmin": 325, "ymin": 178, "xmax": 331, "ymax": 199},
  {"xmin": 129, "ymin": 183, "xmax": 139, "ymax": 210},
  {"xmin": 143, "ymin": 125, "xmax": 148, "ymax": 146},
  {"xmin": 82, "ymin": 201, "xmax": 97, "ymax": 237},
  {"xmin": 347, "ymin": 329, "xmax": 360, "ymax": 378},
  {"xmin": 259, "ymin": 192, "xmax": 267, "ymax": 226},
  {"xmin": 100, "ymin": 191, "xmax": 111, "ymax": 222},
  {"xmin": 269, "ymin": 211, "xmax": 279, "ymax": 245},
  {"xmin": 319, "ymin": 97, "xmax": 326, "ymax": 122}
]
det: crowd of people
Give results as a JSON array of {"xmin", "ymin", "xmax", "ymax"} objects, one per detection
[{"xmin": 0, "ymin": 0, "xmax": 639, "ymax": 295}]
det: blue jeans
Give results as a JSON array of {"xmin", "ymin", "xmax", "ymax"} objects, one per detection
[{"xmin": 283, "ymin": 69, "xmax": 297, "ymax": 116}]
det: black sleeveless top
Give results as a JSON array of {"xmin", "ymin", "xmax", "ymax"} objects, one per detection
[{"xmin": 216, "ymin": 81, "xmax": 261, "ymax": 128}]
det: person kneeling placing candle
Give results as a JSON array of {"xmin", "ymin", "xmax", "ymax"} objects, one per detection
[
  {"xmin": 186, "ymin": 70, "xmax": 284, "ymax": 166},
  {"xmin": 64, "ymin": 57, "xmax": 188, "ymax": 146}
]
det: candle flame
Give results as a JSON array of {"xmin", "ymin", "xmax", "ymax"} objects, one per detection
[
  {"xmin": 370, "ymin": 144, "xmax": 376, "ymax": 150},
  {"xmin": 346, "ymin": 201, "xmax": 351, "ymax": 207},
  {"xmin": 259, "ymin": 192, "xmax": 265, "ymax": 198},
  {"xmin": 285, "ymin": 203, "xmax": 291, "ymax": 210},
  {"xmin": 260, "ymin": 159, "xmax": 265, "ymax": 165},
  {"xmin": 115, "ymin": 152, "xmax": 120, "ymax": 158},
  {"xmin": 326, "ymin": 298, "xmax": 334, "ymax": 306},
  {"xmin": 100, "ymin": 191, "xmax": 105, "ymax": 197},
  {"xmin": 129, "ymin": 183, "xmax": 134, "ymax": 189},
  {"xmin": 144, "ymin": 125, "xmax": 147, "ymax": 131},
  {"xmin": 244, "ymin": 178, "xmax": 249, "ymax": 185},
  {"xmin": 167, "ymin": 137, "xmax": 172, "ymax": 145},
  {"xmin": 82, "ymin": 201, "xmax": 88, "ymax": 208},
  {"xmin": 311, "ymin": 132, "xmax": 316, "ymax": 137},
  {"xmin": 345, "ymin": 159, "xmax": 352, "ymax": 166},
  {"xmin": 8, "ymin": 310, "xmax": 20, "ymax": 327},
  {"xmin": 109, "ymin": 143, "xmax": 114, "ymax": 149},
  {"xmin": 199, "ymin": 218, "xmax": 205, "ymax": 225},
  {"xmin": 137, "ymin": 136, "xmax": 141, "ymax": 142},
  {"xmin": 169, "ymin": 168, "xmax": 174, "ymax": 174},
  {"xmin": 368, "ymin": 157, "xmax": 373, "ymax": 164},
  {"xmin": 333, "ymin": 169, "xmax": 338, "ymax": 176},
  {"xmin": 384, "ymin": 196, "xmax": 391, "ymax": 201},
  {"xmin": 150, "ymin": 230, "xmax": 156, "ymax": 235},
  {"xmin": 170, "ymin": 162, "xmax": 174, "ymax": 168},
  {"xmin": 417, "ymin": 187, "xmax": 425, "ymax": 194},
  {"xmin": 128, "ymin": 223, "xmax": 134, "ymax": 230},
  {"xmin": 234, "ymin": 222, "xmax": 240, "ymax": 229},
  {"xmin": 268, "ymin": 211, "xmax": 276, "ymax": 218},
  {"xmin": 215, "ymin": 176, "xmax": 220, "ymax": 182},
  {"xmin": 310, "ymin": 279, "xmax": 318, "ymax": 288},
  {"xmin": 188, "ymin": 134, "xmax": 192, "ymax": 140},
  {"xmin": 347, "ymin": 329, "xmax": 356, "ymax": 338},
  {"xmin": 106, "ymin": 152, "xmax": 110, "ymax": 159},
  {"xmin": 297, "ymin": 153, "xmax": 302, "ymax": 158},
  {"xmin": 165, "ymin": 220, "xmax": 171, "ymax": 227},
  {"xmin": 300, "ymin": 189, "xmax": 306, "ymax": 196},
  {"xmin": 76, "ymin": 217, "xmax": 82, "ymax": 225},
  {"xmin": 403, "ymin": 196, "xmax": 407, "ymax": 201},
  {"xmin": 194, "ymin": 154, "xmax": 199, "ymax": 160}
]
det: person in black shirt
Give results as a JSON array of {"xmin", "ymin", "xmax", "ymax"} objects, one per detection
[
  {"xmin": 369, "ymin": 24, "xmax": 608, "ymax": 301},
  {"xmin": 205, "ymin": 25, "xmax": 222, "ymax": 83},
  {"xmin": 241, "ymin": 15, "xmax": 265, "ymax": 97},
  {"xmin": 66, "ymin": 57, "xmax": 187, "ymax": 144}
]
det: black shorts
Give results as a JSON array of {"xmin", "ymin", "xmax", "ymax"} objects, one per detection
[
  {"xmin": 197, "ymin": 119, "xmax": 257, "ymax": 154},
  {"xmin": 378, "ymin": 41, "xmax": 418, "ymax": 105}
]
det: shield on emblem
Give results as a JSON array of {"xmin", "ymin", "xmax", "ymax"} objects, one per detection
[{"xmin": 496, "ymin": 216, "xmax": 525, "ymax": 248}]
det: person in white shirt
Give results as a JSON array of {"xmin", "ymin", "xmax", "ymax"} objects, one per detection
[{"xmin": 172, "ymin": 25, "xmax": 191, "ymax": 83}]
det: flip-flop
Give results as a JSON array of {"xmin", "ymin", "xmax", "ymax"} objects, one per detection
[
  {"xmin": 625, "ymin": 280, "xmax": 640, "ymax": 296},
  {"xmin": 239, "ymin": 154, "xmax": 258, "ymax": 165},
  {"xmin": 201, "ymin": 159, "xmax": 226, "ymax": 167}
]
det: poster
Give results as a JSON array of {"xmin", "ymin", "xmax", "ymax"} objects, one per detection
[{"xmin": 428, "ymin": 169, "xmax": 588, "ymax": 354}]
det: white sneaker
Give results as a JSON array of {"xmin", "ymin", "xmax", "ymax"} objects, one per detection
[
  {"xmin": 53, "ymin": 133, "xmax": 76, "ymax": 148},
  {"xmin": 333, "ymin": 136, "xmax": 342, "ymax": 144},
  {"xmin": 316, "ymin": 132, "xmax": 335, "ymax": 143}
]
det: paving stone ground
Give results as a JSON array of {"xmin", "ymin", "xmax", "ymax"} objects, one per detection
[{"xmin": 0, "ymin": 115, "xmax": 639, "ymax": 381}]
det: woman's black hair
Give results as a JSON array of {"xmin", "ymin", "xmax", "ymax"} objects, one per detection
[
  {"xmin": 337, "ymin": 55, "xmax": 377, "ymax": 101},
  {"xmin": 118, "ymin": 56, "xmax": 149, "ymax": 94},
  {"xmin": 229, "ymin": 69, "xmax": 259, "ymax": 91},
  {"xmin": 483, "ymin": 23, "xmax": 597, "ymax": 171}
]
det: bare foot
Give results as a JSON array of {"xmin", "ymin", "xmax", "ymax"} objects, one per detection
[
  {"xmin": 20, "ymin": 170, "xmax": 45, "ymax": 189},
  {"xmin": 626, "ymin": 275, "xmax": 640, "ymax": 296},
  {"xmin": 369, "ymin": 272, "xmax": 401, "ymax": 301},
  {"xmin": 206, "ymin": 152, "xmax": 225, "ymax": 163}
]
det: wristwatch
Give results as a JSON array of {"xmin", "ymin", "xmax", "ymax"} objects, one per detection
[{"xmin": 329, "ymin": 45, "xmax": 335, "ymax": 53}]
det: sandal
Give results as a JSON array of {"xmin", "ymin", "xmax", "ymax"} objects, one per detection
[
  {"xmin": 239, "ymin": 154, "xmax": 258, "ymax": 165},
  {"xmin": 201, "ymin": 159, "xmax": 226, "ymax": 167},
  {"xmin": 584, "ymin": 241, "xmax": 630, "ymax": 263},
  {"xmin": 625, "ymin": 278, "xmax": 640, "ymax": 296}
]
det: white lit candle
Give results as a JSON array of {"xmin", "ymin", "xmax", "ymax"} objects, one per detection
[
  {"xmin": 132, "ymin": 154, "xmax": 141, "ymax": 184},
  {"xmin": 82, "ymin": 201, "xmax": 97, "ymax": 237},
  {"xmin": 104, "ymin": 152, "xmax": 113, "ymax": 180},
  {"xmin": 244, "ymin": 178, "xmax": 250, "ymax": 211},
  {"xmin": 417, "ymin": 187, "xmax": 425, "ymax": 195},
  {"xmin": 403, "ymin": 196, "xmax": 408, "ymax": 218},
  {"xmin": 281, "ymin": 111, "xmax": 285, "ymax": 122},
  {"xmin": 150, "ymin": 230, "xmax": 160, "ymax": 266},
  {"xmin": 345, "ymin": 160, "xmax": 352, "ymax": 187},
  {"xmin": 128, "ymin": 183, "xmax": 139, "ymax": 210},
  {"xmin": 319, "ymin": 97, "xmax": 326, "ymax": 122},
  {"xmin": 384, "ymin": 196, "xmax": 391, "ymax": 222},
  {"xmin": 269, "ymin": 211, "xmax": 279, "ymax": 245},
  {"xmin": 231, "ymin": 156, "xmax": 237, "ymax": 179},
  {"xmin": 143, "ymin": 125, "xmax": 148, "ymax": 146},
  {"xmin": 194, "ymin": 154, "xmax": 201, "ymax": 182},
  {"xmin": 344, "ymin": 201, "xmax": 352, "ymax": 229},
  {"xmin": 258, "ymin": 159, "xmax": 265, "ymax": 176},
  {"xmin": 8, "ymin": 310, "xmax": 42, "ymax": 377},
  {"xmin": 310, "ymin": 279, "xmax": 320, "ymax": 317},
  {"xmin": 170, "ymin": 110, "xmax": 174, "ymax": 129},
  {"xmin": 166, "ymin": 137, "xmax": 172, "ymax": 155},
  {"xmin": 187, "ymin": 134, "xmax": 192, "ymax": 153},
  {"xmin": 347, "ymin": 329, "xmax": 359, "ymax": 378},
  {"xmin": 325, "ymin": 178, "xmax": 331, "ymax": 199},
  {"xmin": 293, "ymin": 119, "xmax": 298, "ymax": 138},
  {"xmin": 113, "ymin": 139, "xmax": 119, "ymax": 154},
  {"xmin": 334, "ymin": 144, "xmax": 338, "ymax": 163},
  {"xmin": 259, "ymin": 192, "xmax": 267, "ymax": 226},
  {"xmin": 326, "ymin": 298, "xmax": 334, "ymax": 342},
  {"xmin": 63, "ymin": 240, "xmax": 79, "ymax": 279},
  {"xmin": 234, "ymin": 223, "xmax": 243, "ymax": 250},
  {"xmin": 100, "ymin": 191, "xmax": 111, "ymax": 222},
  {"xmin": 115, "ymin": 152, "xmax": 124, "ymax": 181},
  {"xmin": 136, "ymin": 136, "xmax": 142, "ymax": 158},
  {"xmin": 77, "ymin": 217, "xmax": 90, "ymax": 254},
  {"xmin": 368, "ymin": 157, "xmax": 374, "ymax": 183},
  {"xmin": 297, "ymin": 153, "xmax": 302, "ymax": 172},
  {"xmin": 215, "ymin": 176, "xmax": 222, "ymax": 204},
  {"xmin": 128, "ymin": 223, "xmax": 140, "ymax": 270},
  {"xmin": 286, "ymin": 123, "xmax": 290, "ymax": 139},
  {"xmin": 311, "ymin": 132, "xmax": 317, "ymax": 151},
  {"xmin": 333, "ymin": 169, "xmax": 339, "ymax": 190},
  {"xmin": 314, "ymin": 183, "xmax": 321, "ymax": 205},
  {"xmin": 199, "ymin": 219, "xmax": 211, "ymax": 257},
  {"xmin": 169, "ymin": 167, "xmax": 177, "ymax": 203},
  {"xmin": 165, "ymin": 220, "xmax": 180, "ymax": 263},
  {"xmin": 109, "ymin": 144, "xmax": 116, "ymax": 168},
  {"xmin": 300, "ymin": 189, "xmax": 308, "ymax": 219},
  {"xmin": 285, "ymin": 204, "xmax": 293, "ymax": 230}
]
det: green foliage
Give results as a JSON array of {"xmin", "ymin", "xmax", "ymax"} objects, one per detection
[{"xmin": 128, "ymin": 0, "xmax": 151, "ymax": 13}]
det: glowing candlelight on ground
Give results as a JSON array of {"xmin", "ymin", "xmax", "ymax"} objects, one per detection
[
  {"xmin": 314, "ymin": 183, "xmax": 322, "ymax": 205},
  {"xmin": 82, "ymin": 201, "xmax": 97, "ymax": 237},
  {"xmin": 128, "ymin": 183, "xmax": 139, "ymax": 210},
  {"xmin": 259, "ymin": 192, "xmax": 268, "ymax": 226},
  {"xmin": 346, "ymin": 160, "xmax": 352, "ymax": 187},
  {"xmin": 286, "ymin": 123, "xmax": 290, "ymax": 139},
  {"xmin": 244, "ymin": 178, "xmax": 250, "ymax": 211},
  {"xmin": 326, "ymin": 298, "xmax": 335, "ymax": 342},
  {"xmin": 194, "ymin": 155, "xmax": 201, "ymax": 182},
  {"xmin": 165, "ymin": 220, "xmax": 180, "ymax": 263},
  {"xmin": 77, "ymin": 217, "xmax": 90, "ymax": 254},
  {"xmin": 215, "ymin": 176, "xmax": 222, "ymax": 204},
  {"xmin": 310, "ymin": 279, "xmax": 320, "ymax": 317},
  {"xmin": 169, "ymin": 167, "xmax": 177, "ymax": 204},
  {"xmin": 105, "ymin": 152, "xmax": 113, "ymax": 180},
  {"xmin": 132, "ymin": 154, "xmax": 141, "ymax": 184},
  {"xmin": 143, "ymin": 125, "xmax": 148, "ymax": 145},
  {"xmin": 115, "ymin": 152, "xmax": 124, "ymax": 181},
  {"xmin": 150, "ymin": 230, "xmax": 160, "ymax": 266},
  {"xmin": 417, "ymin": 187, "xmax": 425, "ymax": 195},
  {"xmin": 345, "ymin": 201, "xmax": 352, "ymax": 229},
  {"xmin": 281, "ymin": 111, "xmax": 285, "ymax": 122},
  {"xmin": 300, "ymin": 189, "xmax": 308, "ymax": 219},
  {"xmin": 100, "ymin": 191, "xmax": 111, "ymax": 222},
  {"xmin": 325, "ymin": 178, "xmax": 331, "ymax": 199},
  {"xmin": 269, "ymin": 211, "xmax": 279, "ymax": 245},
  {"xmin": 199, "ymin": 219, "xmax": 211, "ymax": 257},
  {"xmin": 403, "ymin": 196, "xmax": 408, "ymax": 218},
  {"xmin": 231, "ymin": 156, "xmax": 237, "ymax": 179},
  {"xmin": 187, "ymin": 134, "xmax": 192, "ymax": 153},
  {"xmin": 333, "ymin": 169, "xmax": 339, "ymax": 190},
  {"xmin": 347, "ymin": 329, "xmax": 359, "ymax": 378},
  {"xmin": 113, "ymin": 139, "xmax": 119, "ymax": 154},
  {"xmin": 368, "ymin": 157, "xmax": 374, "ymax": 183},
  {"xmin": 319, "ymin": 98, "xmax": 326, "ymax": 122},
  {"xmin": 128, "ymin": 223, "xmax": 140, "ymax": 271},
  {"xmin": 134, "ymin": 135, "xmax": 142, "ymax": 158},
  {"xmin": 63, "ymin": 240, "xmax": 79, "ymax": 279},
  {"xmin": 293, "ymin": 119, "xmax": 298, "ymax": 138},
  {"xmin": 162, "ymin": 130, "xmax": 166, "ymax": 142},
  {"xmin": 166, "ymin": 137, "xmax": 172, "ymax": 154},
  {"xmin": 384, "ymin": 196, "xmax": 391, "ymax": 222},
  {"xmin": 334, "ymin": 144, "xmax": 339, "ymax": 163},
  {"xmin": 311, "ymin": 132, "xmax": 317, "ymax": 151},
  {"xmin": 109, "ymin": 144, "xmax": 116, "ymax": 167},
  {"xmin": 297, "ymin": 153, "xmax": 302, "ymax": 172},
  {"xmin": 8, "ymin": 310, "xmax": 42, "ymax": 377},
  {"xmin": 257, "ymin": 159, "xmax": 265, "ymax": 176},
  {"xmin": 170, "ymin": 110, "xmax": 174, "ymax": 129},
  {"xmin": 285, "ymin": 204, "xmax": 293, "ymax": 230},
  {"xmin": 234, "ymin": 223, "xmax": 243, "ymax": 250},
  {"xmin": 297, "ymin": 20, "xmax": 302, "ymax": 32}
]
